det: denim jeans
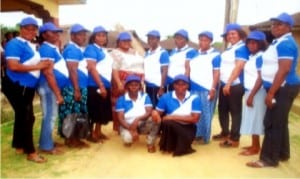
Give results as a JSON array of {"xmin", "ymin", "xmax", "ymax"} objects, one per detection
[
  {"xmin": 38, "ymin": 82, "xmax": 58, "ymax": 150},
  {"xmin": 192, "ymin": 90, "xmax": 216, "ymax": 143}
]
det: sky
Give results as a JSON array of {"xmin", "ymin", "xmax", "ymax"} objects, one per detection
[{"xmin": 1, "ymin": 0, "xmax": 300, "ymax": 42}]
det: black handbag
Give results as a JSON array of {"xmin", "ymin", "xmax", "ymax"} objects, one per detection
[{"xmin": 62, "ymin": 113, "xmax": 90, "ymax": 139}]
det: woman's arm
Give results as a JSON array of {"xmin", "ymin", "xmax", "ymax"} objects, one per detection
[
  {"xmin": 223, "ymin": 60, "xmax": 246, "ymax": 95},
  {"xmin": 66, "ymin": 61, "xmax": 81, "ymax": 101},
  {"xmin": 42, "ymin": 60, "xmax": 64, "ymax": 104},
  {"xmin": 163, "ymin": 113, "xmax": 200, "ymax": 124},
  {"xmin": 87, "ymin": 59, "xmax": 107, "ymax": 98}
]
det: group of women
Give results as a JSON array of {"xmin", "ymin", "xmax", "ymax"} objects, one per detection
[{"xmin": 1, "ymin": 12, "xmax": 299, "ymax": 167}]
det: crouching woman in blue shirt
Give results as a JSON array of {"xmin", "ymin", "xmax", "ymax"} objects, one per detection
[{"xmin": 152, "ymin": 74, "xmax": 202, "ymax": 156}]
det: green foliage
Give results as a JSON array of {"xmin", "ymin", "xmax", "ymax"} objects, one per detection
[{"xmin": 0, "ymin": 24, "xmax": 19, "ymax": 40}]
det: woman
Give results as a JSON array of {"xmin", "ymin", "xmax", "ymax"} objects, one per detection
[
  {"xmin": 3, "ymin": 17, "xmax": 50, "ymax": 163},
  {"xmin": 152, "ymin": 74, "xmax": 201, "ymax": 156},
  {"xmin": 38, "ymin": 22, "xmax": 69, "ymax": 154},
  {"xmin": 239, "ymin": 30, "xmax": 267, "ymax": 155},
  {"xmin": 167, "ymin": 29, "xmax": 194, "ymax": 90},
  {"xmin": 144, "ymin": 30, "xmax": 169, "ymax": 106},
  {"xmin": 111, "ymin": 31, "xmax": 144, "ymax": 132},
  {"xmin": 247, "ymin": 12, "xmax": 300, "ymax": 168},
  {"xmin": 185, "ymin": 31, "xmax": 220, "ymax": 144},
  {"xmin": 213, "ymin": 23, "xmax": 249, "ymax": 148},
  {"xmin": 60, "ymin": 23, "xmax": 89, "ymax": 148},
  {"xmin": 84, "ymin": 26, "xmax": 113, "ymax": 142}
]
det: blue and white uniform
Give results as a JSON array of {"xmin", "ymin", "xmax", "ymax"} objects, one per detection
[
  {"xmin": 188, "ymin": 48, "xmax": 221, "ymax": 142},
  {"xmin": 84, "ymin": 43, "xmax": 113, "ymax": 88},
  {"xmin": 5, "ymin": 37, "xmax": 41, "ymax": 87},
  {"xmin": 116, "ymin": 92, "xmax": 152, "ymax": 124},
  {"xmin": 167, "ymin": 45, "xmax": 194, "ymax": 84},
  {"xmin": 240, "ymin": 52, "xmax": 266, "ymax": 135},
  {"xmin": 62, "ymin": 41, "xmax": 88, "ymax": 88},
  {"xmin": 156, "ymin": 91, "xmax": 201, "ymax": 117},
  {"xmin": 39, "ymin": 41, "xmax": 69, "ymax": 88},
  {"xmin": 261, "ymin": 33, "xmax": 300, "ymax": 88},
  {"xmin": 220, "ymin": 40, "xmax": 249, "ymax": 85},
  {"xmin": 144, "ymin": 46, "xmax": 169, "ymax": 87}
]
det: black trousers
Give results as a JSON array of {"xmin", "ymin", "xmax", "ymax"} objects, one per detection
[
  {"xmin": 2, "ymin": 76, "xmax": 36, "ymax": 154},
  {"xmin": 146, "ymin": 86, "xmax": 164, "ymax": 107},
  {"xmin": 217, "ymin": 84, "xmax": 244, "ymax": 141},
  {"xmin": 159, "ymin": 120, "xmax": 196, "ymax": 156},
  {"xmin": 260, "ymin": 84, "xmax": 300, "ymax": 166}
]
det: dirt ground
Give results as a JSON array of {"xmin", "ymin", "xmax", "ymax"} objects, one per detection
[
  {"xmin": 2, "ymin": 114, "xmax": 300, "ymax": 178},
  {"xmin": 37, "ymin": 117, "xmax": 300, "ymax": 177}
]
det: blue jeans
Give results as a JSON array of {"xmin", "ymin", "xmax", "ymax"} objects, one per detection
[
  {"xmin": 192, "ymin": 90, "xmax": 216, "ymax": 143},
  {"xmin": 38, "ymin": 82, "xmax": 58, "ymax": 150}
]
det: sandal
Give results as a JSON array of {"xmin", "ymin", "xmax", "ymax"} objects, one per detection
[
  {"xmin": 15, "ymin": 148, "xmax": 24, "ymax": 154},
  {"xmin": 246, "ymin": 160, "xmax": 273, "ymax": 168},
  {"xmin": 219, "ymin": 140, "xmax": 239, "ymax": 148},
  {"xmin": 239, "ymin": 149, "xmax": 259, "ymax": 156},
  {"xmin": 27, "ymin": 154, "xmax": 47, "ymax": 163},
  {"xmin": 40, "ymin": 147, "xmax": 64, "ymax": 155},
  {"xmin": 147, "ymin": 145, "xmax": 156, "ymax": 153},
  {"xmin": 212, "ymin": 134, "xmax": 228, "ymax": 141}
]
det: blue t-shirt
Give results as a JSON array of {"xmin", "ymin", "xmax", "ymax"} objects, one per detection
[
  {"xmin": 5, "ymin": 37, "xmax": 41, "ymax": 88},
  {"xmin": 84, "ymin": 44, "xmax": 112, "ymax": 88},
  {"xmin": 39, "ymin": 42, "xmax": 69, "ymax": 88},
  {"xmin": 156, "ymin": 91, "xmax": 202, "ymax": 115},
  {"xmin": 144, "ymin": 47, "xmax": 170, "ymax": 87},
  {"xmin": 62, "ymin": 41, "xmax": 88, "ymax": 88},
  {"xmin": 187, "ymin": 48, "xmax": 221, "ymax": 91},
  {"xmin": 115, "ymin": 92, "xmax": 152, "ymax": 124},
  {"xmin": 261, "ymin": 33, "xmax": 300, "ymax": 88}
]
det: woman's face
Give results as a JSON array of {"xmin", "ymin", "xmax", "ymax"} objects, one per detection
[
  {"xmin": 94, "ymin": 32, "xmax": 107, "ymax": 46},
  {"xmin": 147, "ymin": 36, "xmax": 159, "ymax": 49},
  {"xmin": 271, "ymin": 20, "xmax": 290, "ymax": 38},
  {"xmin": 225, "ymin": 30, "xmax": 241, "ymax": 45},
  {"xmin": 71, "ymin": 31, "xmax": 87, "ymax": 46},
  {"xmin": 246, "ymin": 40, "xmax": 259, "ymax": 54},
  {"xmin": 20, "ymin": 25, "xmax": 38, "ymax": 41},
  {"xmin": 198, "ymin": 36, "xmax": 211, "ymax": 51},
  {"xmin": 174, "ymin": 35, "xmax": 187, "ymax": 49},
  {"xmin": 118, "ymin": 40, "xmax": 131, "ymax": 51},
  {"xmin": 173, "ymin": 80, "xmax": 189, "ymax": 95},
  {"xmin": 43, "ymin": 31, "xmax": 60, "ymax": 44},
  {"xmin": 126, "ymin": 81, "xmax": 141, "ymax": 93}
]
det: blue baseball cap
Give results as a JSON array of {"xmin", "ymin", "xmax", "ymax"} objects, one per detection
[
  {"xmin": 93, "ymin": 26, "xmax": 107, "ymax": 34},
  {"xmin": 198, "ymin": 31, "xmax": 213, "ymax": 41},
  {"xmin": 39, "ymin": 22, "xmax": 63, "ymax": 33},
  {"xmin": 173, "ymin": 74, "xmax": 189, "ymax": 84},
  {"xmin": 270, "ymin": 12, "xmax": 294, "ymax": 27},
  {"xmin": 125, "ymin": 75, "xmax": 141, "ymax": 85},
  {"xmin": 247, "ymin": 30, "xmax": 266, "ymax": 41},
  {"xmin": 221, "ymin": 23, "xmax": 242, "ymax": 37},
  {"xmin": 70, "ymin": 24, "xmax": 88, "ymax": 33},
  {"xmin": 174, "ymin": 29, "xmax": 189, "ymax": 40},
  {"xmin": 146, "ymin": 30, "xmax": 160, "ymax": 38},
  {"xmin": 20, "ymin": 17, "xmax": 38, "ymax": 27},
  {"xmin": 117, "ymin": 32, "xmax": 132, "ymax": 41}
]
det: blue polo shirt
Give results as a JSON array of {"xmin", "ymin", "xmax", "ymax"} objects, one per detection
[
  {"xmin": 220, "ymin": 41, "xmax": 250, "ymax": 85},
  {"xmin": 62, "ymin": 41, "xmax": 88, "ymax": 88},
  {"xmin": 144, "ymin": 46, "xmax": 170, "ymax": 87},
  {"xmin": 84, "ymin": 43, "xmax": 113, "ymax": 88},
  {"xmin": 39, "ymin": 42, "xmax": 70, "ymax": 88},
  {"xmin": 187, "ymin": 48, "xmax": 221, "ymax": 91},
  {"xmin": 167, "ymin": 45, "xmax": 195, "ymax": 84},
  {"xmin": 156, "ymin": 91, "xmax": 201, "ymax": 115},
  {"xmin": 5, "ymin": 37, "xmax": 41, "ymax": 88},
  {"xmin": 115, "ymin": 92, "xmax": 152, "ymax": 124},
  {"xmin": 261, "ymin": 33, "xmax": 300, "ymax": 88}
]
